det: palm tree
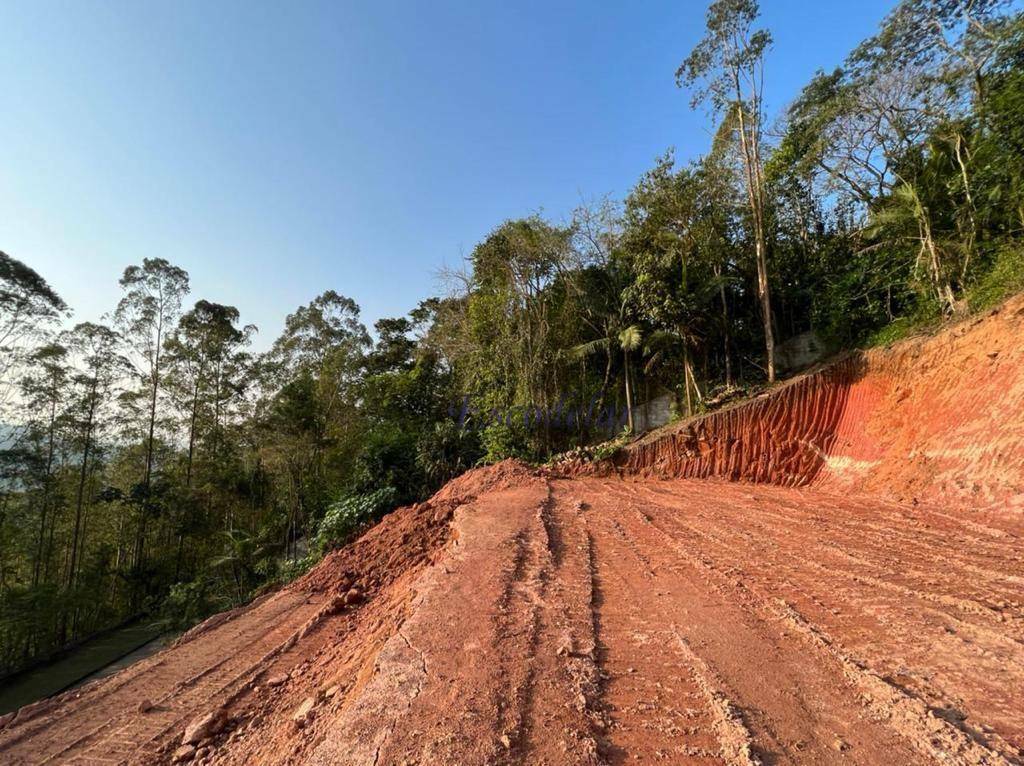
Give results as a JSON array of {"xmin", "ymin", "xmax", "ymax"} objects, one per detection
[
  {"xmin": 618, "ymin": 325, "xmax": 643, "ymax": 431},
  {"xmin": 570, "ymin": 321, "xmax": 644, "ymax": 433},
  {"xmin": 642, "ymin": 329, "xmax": 703, "ymax": 417},
  {"xmin": 210, "ymin": 527, "xmax": 280, "ymax": 604}
]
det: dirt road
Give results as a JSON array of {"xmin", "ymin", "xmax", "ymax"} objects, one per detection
[{"xmin": 3, "ymin": 468, "xmax": 1022, "ymax": 765}]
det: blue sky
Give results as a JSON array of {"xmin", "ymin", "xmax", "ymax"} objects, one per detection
[{"xmin": 0, "ymin": 0, "xmax": 894, "ymax": 348}]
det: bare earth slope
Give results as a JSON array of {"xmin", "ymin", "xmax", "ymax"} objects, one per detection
[{"xmin": 2, "ymin": 298, "xmax": 1024, "ymax": 765}]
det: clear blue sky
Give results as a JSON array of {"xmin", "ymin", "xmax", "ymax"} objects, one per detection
[{"xmin": 0, "ymin": 0, "xmax": 894, "ymax": 348}]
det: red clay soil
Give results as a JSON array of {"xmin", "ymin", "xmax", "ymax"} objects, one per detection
[
  {"xmin": 588, "ymin": 296, "xmax": 1024, "ymax": 510},
  {"xmin": 2, "ymin": 298, "xmax": 1024, "ymax": 765}
]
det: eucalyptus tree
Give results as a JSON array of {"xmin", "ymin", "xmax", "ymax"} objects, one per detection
[
  {"xmin": 262, "ymin": 291, "xmax": 370, "ymax": 554},
  {"xmin": 114, "ymin": 258, "xmax": 189, "ymax": 578},
  {"xmin": 680, "ymin": 0, "xmax": 777, "ymax": 380},
  {"xmin": 165, "ymin": 301, "xmax": 253, "ymax": 488},
  {"xmin": 60, "ymin": 323, "xmax": 127, "ymax": 592},
  {"xmin": 465, "ymin": 217, "xmax": 577, "ymax": 414},
  {"xmin": 17, "ymin": 343, "xmax": 70, "ymax": 586},
  {"xmin": 0, "ymin": 251, "xmax": 68, "ymax": 415}
]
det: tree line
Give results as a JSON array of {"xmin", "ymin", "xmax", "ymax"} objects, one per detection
[{"xmin": 2, "ymin": 0, "xmax": 1023, "ymax": 676}]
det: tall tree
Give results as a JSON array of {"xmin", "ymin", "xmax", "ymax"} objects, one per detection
[
  {"xmin": 114, "ymin": 258, "xmax": 189, "ymax": 582},
  {"xmin": 680, "ymin": 0, "xmax": 777, "ymax": 380},
  {"xmin": 165, "ymin": 301, "xmax": 252, "ymax": 489},
  {"xmin": 18, "ymin": 343, "xmax": 70, "ymax": 586},
  {"xmin": 0, "ymin": 251, "xmax": 68, "ymax": 415},
  {"xmin": 61, "ymin": 323, "xmax": 126, "ymax": 592},
  {"xmin": 262, "ymin": 291, "xmax": 369, "ymax": 554}
]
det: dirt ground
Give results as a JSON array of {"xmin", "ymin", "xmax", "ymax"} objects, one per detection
[
  {"xmin": 2, "ymin": 470, "xmax": 1022, "ymax": 765},
  {"xmin": 2, "ymin": 300, "xmax": 1023, "ymax": 765}
]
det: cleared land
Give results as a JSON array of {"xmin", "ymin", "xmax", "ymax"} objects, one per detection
[{"xmin": 2, "ymin": 298, "xmax": 1023, "ymax": 765}]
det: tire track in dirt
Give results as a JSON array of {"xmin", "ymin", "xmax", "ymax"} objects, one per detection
[
  {"xmin": 632, "ymin": 481, "xmax": 1024, "ymax": 658},
  {"xmin": 5, "ymin": 457, "xmax": 1024, "ymax": 764},
  {"xmin": 579, "ymin": 478, "xmax": 975, "ymax": 764},
  {"xmin": 0, "ymin": 590, "xmax": 319, "ymax": 765},
  {"xmin": 592, "ymin": 477, "xmax": 1023, "ymax": 763},
  {"xmin": 614, "ymin": 479, "xmax": 1024, "ymax": 756},
  {"xmin": 577, "ymin": 494, "xmax": 749, "ymax": 765}
]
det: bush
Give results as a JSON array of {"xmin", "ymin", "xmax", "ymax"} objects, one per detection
[
  {"xmin": 313, "ymin": 486, "xmax": 397, "ymax": 554},
  {"xmin": 966, "ymin": 245, "xmax": 1024, "ymax": 312},
  {"xmin": 158, "ymin": 577, "xmax": 223, "ymax": 631},
  {"xmin": 350, "ymin": 426, "xmax": 420, "ymax": 504},
  {"xmin": 479, "ymin": 422, "xmax": 531, "ymax": 464},
  {"xmin": 415, "ymin": 420, "xmax": 481, "ymax": 489}
]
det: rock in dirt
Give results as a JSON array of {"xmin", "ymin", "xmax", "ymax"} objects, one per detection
[
  {"xmin": 266, "ymin": 673, "xmax": 289, "ymax": 687},
  {"xmin": 182, "ymin": 709, "xmax": 225, "ymax": 745},
  {"xmin": 343, "ymin": 587, "xmax": 364, "ymax": 605},
  {"xmin": 173, "ymin": 744, "xmax": 197, "ymax": 762},
  {"xmin": 137, "ymin": 698, "xmax": 153, "ymax": 714},
  {"xmin": 292, "ymin": 697, "xmax": 316, "ymax": 728}
]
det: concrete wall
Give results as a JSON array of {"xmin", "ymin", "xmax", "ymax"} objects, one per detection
[
  {"xmin": 775, "ymin": 330, "xmax": 827, "ymax": 373},
  {"xmin": 630, "ymin": 392, "xmax": 674, "ymax": 433}
]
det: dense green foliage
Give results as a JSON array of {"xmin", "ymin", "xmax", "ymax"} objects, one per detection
[{"xmin": 3, "ymin": 0, "xmax": 1024, "ymax": 677}]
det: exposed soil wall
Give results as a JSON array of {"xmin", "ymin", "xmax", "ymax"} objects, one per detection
[{"xmin": 608, "ymin": 295, "xmax": 1024, "ymax": 509}]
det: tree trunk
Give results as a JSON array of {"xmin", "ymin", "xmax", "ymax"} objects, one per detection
[
  {"xmin": 683, "ymin": 347, "xmax": 693, "ymax": 416},
  {"xmin": 715, "ymin": 265, "xmax": 734, "ymax": 388},
  {"xmin": 623, "ymin": 351, "xmax": 634, "ymax": 432},
  {"xmin": 735, "ymin": 100, "xmax": 776, "ymax": 382},
  {"xmin": 67, "ymin": 380, "xmax": 98, "ymax": 588},
  {"xmin": 32, "ymin": 395, "xmax": 58, "ymax": 587},
  {"xmin": 186, "ymin": 376, "xmax": 201, "ymax": 487},
  {"xmin": 132, "ymin": 320, "xmax": 164, "ymax": 601}
]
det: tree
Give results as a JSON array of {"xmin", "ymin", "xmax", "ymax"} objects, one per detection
[
  {"xmin": 261, "ymin": 292, "xmax": 370, "ymax": 555},
  {"xmin": 853, "ymin": 0, "xmax": 1014, "ymax": 108},
  {"xmin": 17, "ymin": 343, "xmax": 70, "ymax": 586},
  {"xmin": 0, "ymin": 251, "xmax": 68, "ymax": 415},
  {"xmin": 619, "ymin": 154, "xmax": 726, "ymax": 411},
  {"xmin": 680, "ymin": 0, "xmax": 777, "ymax": 381},
  {"xmin": 60, "ymin": 323, "xmax": 127, "ymax": 594},
  {"xmin": 697, "ymin": 133, "xmax": 744, "ymax": 388},
  {"xmin": 114, "ymin": 259, "xmax": 190, "ymax": 583},
  {"xmin": 466, "ymin": 217, "xmax": 577, "ymax": 413},
  {"xmin": 165, "ymin": 301, "xmax": 252, "ymax": 488}
]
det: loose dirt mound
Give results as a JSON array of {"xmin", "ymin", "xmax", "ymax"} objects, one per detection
[
  {"xmin": 2, "ymin": 303, "xmax": 1023, "ymax": 765},
  {"xmin": 0, "ymin": 461, "xmax": 539, "ymax": 765}
]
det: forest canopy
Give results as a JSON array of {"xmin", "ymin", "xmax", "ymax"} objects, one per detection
[{"xmin": 2, "ymin": 0, "xmax": 1024, "ymax": 677}]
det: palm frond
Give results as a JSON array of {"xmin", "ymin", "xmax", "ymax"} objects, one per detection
[
  {"xmin": 618, "ymin": 325, "xmax": 643, "ymax": 352},
  {"xmin": 569, "ymin": 337, "xmax": 611, "ymax": 360}
]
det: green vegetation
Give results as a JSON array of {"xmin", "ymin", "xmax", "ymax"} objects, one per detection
[{"xmin": 3, "ymin": 0, "xmax": 1024, "ymax": 678}]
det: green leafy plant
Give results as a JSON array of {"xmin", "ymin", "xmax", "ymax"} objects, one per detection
[{"xmin": 312, "ymin": 486, "xmax": 398, "ymax": 555}]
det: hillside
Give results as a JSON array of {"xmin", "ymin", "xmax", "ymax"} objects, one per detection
[{"xmin": 1, "ymin": 297, "xmax": 1023, "ymax": 765}]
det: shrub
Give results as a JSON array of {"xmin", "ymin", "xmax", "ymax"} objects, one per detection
[
  {"xmin": 415, "ymin": 420, "xmax": 481, "ymax": 489},
  {"xmin": 158, "ymin": 577, "xmax": 223, "ymax": 631},
  {"xmin": 966, "ymin": 245, "xmax": 1024, "ymax": 312},
  {"xmin": 479, "ymin": 422, "xmax": 531, "ymax": 464},
  {"xmin": 313, "ymin": 486, "xmax": 397, "ymax": 554}
]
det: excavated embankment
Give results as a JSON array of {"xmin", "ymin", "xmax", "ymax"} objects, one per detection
[
  {"xmin": 606, "ymin": 295, "xmax": 1024, "ymax": 509},
  {"xmin": 2, "ymin": 297, "xmax": 1023, "ymax": 765}
]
